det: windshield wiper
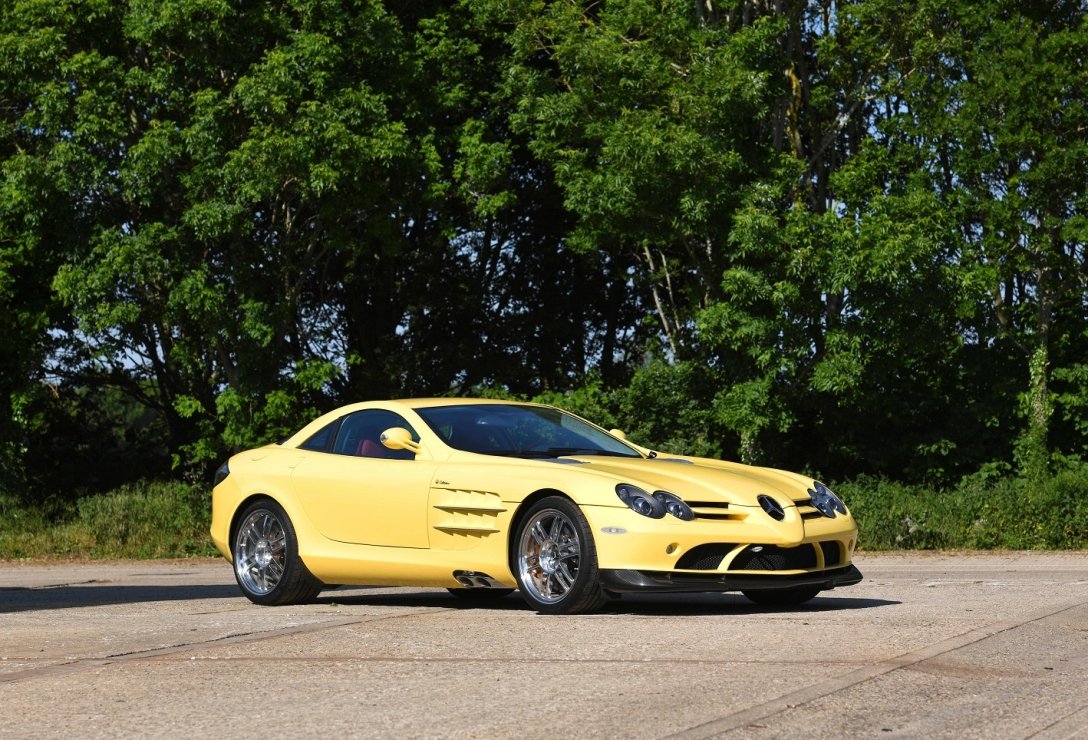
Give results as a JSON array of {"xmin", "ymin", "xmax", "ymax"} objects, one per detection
[
  {"xmin": 477, "ymin": 448, "xmax": 637, "ymax": 459},
  {"xmin": 479, "ymin": 449, "xmax": 557, "ymax": 458}
]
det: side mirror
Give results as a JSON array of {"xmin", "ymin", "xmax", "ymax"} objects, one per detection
[
  {"xmin": 609, "ymin": 428, "xmax": 656, "ymax": 458},
  {"xmin": 380, "ymin": 427, "xmax": 422, "ymax": 455}
]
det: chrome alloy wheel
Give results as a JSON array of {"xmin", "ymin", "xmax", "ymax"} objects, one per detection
[
  {"xmin": 517, "ymin": 508, "xmax": 583, "ymax": 603},
  {"xmin": 234, "ymin": 508, "xmax": 287, "ymax": 595}
]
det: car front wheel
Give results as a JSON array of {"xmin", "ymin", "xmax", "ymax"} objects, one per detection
[
  {"xmin": 513, "ymin": 496, "xmax": 607, "ymax": 614},
  {"xmin": 233, "ymin": 499, "xmax": 322, "ymax": 606}
]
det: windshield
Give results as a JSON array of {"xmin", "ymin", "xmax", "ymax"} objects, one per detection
[{"xmin": 414, "ymin": 404, "xmax": 642, "ymax": 459}]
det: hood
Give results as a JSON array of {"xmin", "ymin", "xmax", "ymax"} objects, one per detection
[{"xmin": 562, "ymin": 455, "xmax": 814, "ymax": 507}]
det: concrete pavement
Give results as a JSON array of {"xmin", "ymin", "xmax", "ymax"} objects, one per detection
[{"xmin": 0, "ymin": 552, "xmax": 1085, "ymax": 738}]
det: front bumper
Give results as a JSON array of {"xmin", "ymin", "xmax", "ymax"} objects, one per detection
[{"xmin": 599, "ymin": 564, "xmax": 863, "ymax": 594}]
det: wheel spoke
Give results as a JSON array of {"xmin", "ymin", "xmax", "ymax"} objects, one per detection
[
  {"xmin": 530, "ymin": 520, "xmax": 549, "ymax": 546},
  {"xmin": 556, "ymin": 538, "xmax": 579, "ymax": 559},
  {"xmin": 553, "ymin": 565, "xmax": 573, "ymax": 592},
  {"xmin": 548, "ymin": 515, "xmax": 564, "ymax": 541}
]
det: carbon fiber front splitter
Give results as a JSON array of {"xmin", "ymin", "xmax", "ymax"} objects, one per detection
[{"xmin": 599, "ymin": 563, "xmax": 863, "ymax": 594}]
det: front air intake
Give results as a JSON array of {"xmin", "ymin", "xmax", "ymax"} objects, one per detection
[
  {"xmin": 729, "ymin": 544, "xmax": 817, "ymax": 571},
  {"xmin": 675, "ymin": 543, "xmax": 737, "ymax": 571},
  {"xmin": 819, "ymin": 540, "xmax": 842, "ymax": 567}
]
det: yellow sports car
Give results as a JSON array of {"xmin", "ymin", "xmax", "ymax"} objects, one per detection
[{"xmin": 211, "ymin": 399, "xmax": 862, "ymax": 613}]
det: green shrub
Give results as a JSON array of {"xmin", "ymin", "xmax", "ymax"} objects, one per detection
[
  {"xmin": 3, "ymin": 469, "xmax": 1086, "ymax": 559},
  {"xmin": 839, "ymin": 471, "xmax": 1088, "ymax": 550},
  {"xmin": 1022, "ymin": 471, "xmax": 1088, "ymax": 548},
  {"xmin": 836, "ymin": 477, "xmax": 952, "ymax": 550},
  {"xmin": 76, "ymin": 480, "xmax": 214, "ymax": 557}
]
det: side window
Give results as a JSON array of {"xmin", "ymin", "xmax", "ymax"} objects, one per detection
[
  {"xmin": 299, "ymin": 419, "xmax": 340, "ymax": 452},
  {"xmin": 332, "ymin": 410, "xmax": 420, "ymax": 461}
]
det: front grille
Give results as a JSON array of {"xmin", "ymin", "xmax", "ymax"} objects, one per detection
[
  {"xmin": 794, "ymin": 498, "xmax": 825, "ymax": 520},
  {"xmin": 728, "ymin": 544, "xmax": 817, "ymax": 571},
  {"xmin": 675, "ymin": 543, "xmax": 736, "ymax": 570},
  {"xmin": 686, "ymin": 501, "xmax": 740, "ymax": 520}
]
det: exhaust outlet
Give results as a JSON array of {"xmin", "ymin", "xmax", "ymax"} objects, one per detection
[{"xmin": 452, "ymin": 570, "xmax": 503, "ymax": 589}]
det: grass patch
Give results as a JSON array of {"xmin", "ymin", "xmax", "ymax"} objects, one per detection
[
  {"xmin": 2, "ymin": 471, "xmax": 1087, "ymax": 559},
  {"xmin": 0, "ymin": 480, "xmax": 215, "ymax": 559},
  {"xmin": 839, "ymin": 471, "xmax": 1088, "ymax": 550}
]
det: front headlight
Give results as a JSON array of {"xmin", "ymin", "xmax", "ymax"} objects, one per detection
[
  {"xmin": 213, "ymin": 461, "xmax": 230, "ymax": 488},
  {"xmin": 615, "ymin": 484, "xmax": 694, "ymax": 520},
  {"xmin": 615, "ymin": 484, "xmax": 665, "ymax": 518},
  {"xmin": 653, "ymin": 491, "xmax": 695, "ymax": 521},
  {"xmin": 808, "ymin": 481, "xmax": 847, "ymax": 518}
]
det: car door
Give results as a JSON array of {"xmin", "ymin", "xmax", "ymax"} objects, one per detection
[{"xmin": 290, "ymin": 409, "xmax": 434, "ymax": 548}]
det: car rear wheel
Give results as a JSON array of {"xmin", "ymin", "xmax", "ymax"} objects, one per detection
[
  {"xmin": 513, "ymin": 496, "xmax": 607, "ymax": 614},
  {"xmin": 233, "ymin": 499, "xmax": 322, "ymax": 606},
  {"xmin": 742, "ymin": 586, "xmax": 821, "ymax": 606}
]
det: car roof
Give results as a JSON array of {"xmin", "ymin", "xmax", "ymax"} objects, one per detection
[
  {"xmin": 400, "ymin": 398, "xmax": 539, "ymax": 408},
  {"xmin": 319, "ymin": 398, "xmax": 540, "ymax": 415}
]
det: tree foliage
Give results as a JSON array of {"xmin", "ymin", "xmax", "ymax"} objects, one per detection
[{"xmin": 1, "ymin": 0, "xmax": 1086, "ymax": 502}]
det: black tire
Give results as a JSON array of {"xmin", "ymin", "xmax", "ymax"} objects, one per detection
[
  {"xmin": 232, "ymin": 499, "xmax": 323, "ymax": 606},
  {"xmin": 511, "ymin": 496, "xmax": 608, "ymax": 614},
  {"xmin": 742, "ymin": 586, "xmax": 821, "ymax": 606},
  {"xmin": 446, "ymin": 588, "xmax": 515, "ymax": 601}
]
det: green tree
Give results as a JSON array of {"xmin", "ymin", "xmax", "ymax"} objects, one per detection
[
  {"xmin": 0, "ymin": 0, "xmax": 131, "ymax": 496},
  {"xmin": 495, "ymin": 0, "xmax": 784, "ymax": 355},
  {"xmin": 692, "ymin": 0, "xmax": 990, "ymax": 478},
  {"xmin": 1, "ymin": 0, "xmax": 647, "ymax": 492},
  {"xmin": 839, "ymin": 0, "xmax": 1088, "ymax": 478},
  {"xmin": 692, "ymin": 0, "xmax": 1088, "ymax": 483},
  {"xmin": 3, "ymin": 0, "xmax": 1087, "ymax": 503}
]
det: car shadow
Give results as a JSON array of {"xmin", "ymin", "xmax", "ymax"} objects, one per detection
[
  {"xmin": 315, "ymin": 589, "xmax": 900, "ymax": 615},
  {"xmin": 315, "ymin": 589, "xmax": 528, "ymax": 611},
  {"xmin": 1, "ymin": 582, "xmax": 897, "ymax": 616},
  {"xmin": 604, "ymin": 593, "xmax": 900, "ymax": 616},
  {"xmin": 0, "ymin": 584, "xmax": 243, "ymax": 613}
]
